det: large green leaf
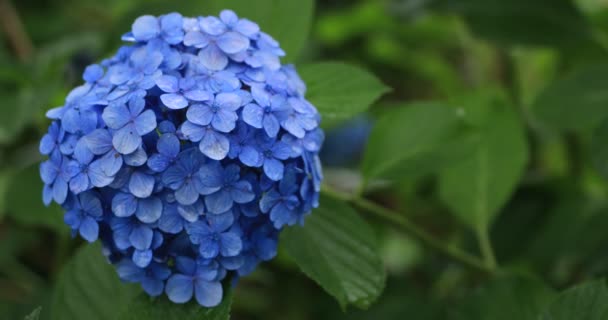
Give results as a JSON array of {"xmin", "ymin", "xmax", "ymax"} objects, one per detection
[
  {"xmin": 120, "ymin": 289, "xmax": 232, "ymax": 320},
  {"xmin": 50, "ymin": 244, "xmax": 139, "ymax": 320},
  {"xmin": 361, "ymin": 102, "xmax": 473, "ymax": 183},
  {"xmin": 532, "ymin": 65, "xmax": 608, "ymax": 132},
  {"xmin": 439, "ymin": 98, "xmax": 528, "ymax": 230},
  {"xmin": 119, "ymin": 0, "xmax": 314, "ymax": 62},
  {"xmin": 451, "ymin": 275, "xmax": 556, "ymax": 320},
  {"xmin": 282, "ymin": 194, "xmax": 386, "ymax": 309},
  {"xmin": 541, "ymin": 280, "xmax": 608, "ymax": 320},
  {"xmin": 299, "ymin": 62, "xmax": 390, "ymax": 128},
  {"xmin": 5, "ymin": 165, "xmax": 66, "ymax": 234},
  {"xmin": 432, "ymin": 0, "xmax": 592, "ymax": 47}
]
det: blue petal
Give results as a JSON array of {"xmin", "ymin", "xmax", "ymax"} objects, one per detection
[
  {"xmin": 161, "ymin": 93, "xmax": 188, "ymax": 110},
  {"xmin": 116, "ymin": 260, "xmax": 143, "ymax": 282},
  {"xmin": 177, "ymin": 203, "xmax": 202, "ymax": 222},
  {"xmin": 219, "ymin": 232, "xmax": 242, "ymax": 257},
  {"xmin": 132, "ymin": 249, "xmax": 153, "ymax": 268},
  {"xmin": 79, "ymin": 191, "xmax": 103, "ymax": 217},
  {"xmin": 183, "ymin": 89, "xmax": 211, "ymax": 102},
  {"xmin": 99, "ymin": 151, "xmax": 123, "ymax": 176},
  {"xmin": 83, "ymin": 64, "xmax": 103, "ymax": 82},
  {"xmin": 136, "ymin": 197, "xmax": 163, "ymax": 223},
  {"xmin": 79, "ymin": 216, "xmax": 99, "ymax": 242},
  {"xmin": 270, "ymin": 202, "xmax": 295, "ymax": 228},
  {"xmin": 147, "ymin": 154, "xmax": 170, "ymax": 172},
  {"xmin": 205, "ymin": 189, "xmax": 233, "ymax": 214},
  {"xmin": 166, "ymin": 274, "xmax": 194, "ymax": 303},
  {"xmin": 130, "ymin": 225, "xmax": 153, "ymax": 250},
  {"xmin": 175, "ymin": 181, "xmax": 199, "ymax": 205},
  {"xmin": 53, "ymin": 179, "xmax": 68, "ymax": 204},
  {"xmin": 183, "ymin": 31, "xmax": 209, "ymax": 48},
  {"xmin": 259, "ymin": 189, "xmax": 281, "ymax": 213},
  {"xmin": 200, "ymin": 16, "xmax": 226, "ymax": 36},
  {"xmin": 194, "ymin": 280, "xmax": 222, "ymax": 307},
  {"xmin": 180, "ymin": 121, "xmax": 205, "ymax": 142},
  {"xmin": 155, "ymin": 75, "xmax": 179, "ymax": 93},
  {"xmin": 219, "ymin": 10, "xmax": 238, "ymax": 25},
  {"xmin": 158, "ymin": 134, "xmax": 180, "ymax": 157},
  {"xmin": 239, "ymin": 146, "xmax": 261, "ymax": 167},
  {"xmin": 88, "ymin": 160, "xmax": 115, "ymax": 187},
  {"xmin": 102, "ymin": 104, "xmax": 130, "ymax": 129},
  {"xmin": 112, "ymin": 193, "xmax": 137, "ymax": 217},
  {"xmin": 123, "ymin": 147, "xmax": 148, "ymax": 167},
  {"xmin": 186, "ymin": 104, "xmax": 214, "ymax": 126},
  {"xmin": 134, "ymin": 110, "xmax": 156, "ymax": 136},
  {"xmin": 263, "ymin": 158, "xmax": 284, "ymax": 181},
  {"xmin": 84, "ymin": 129, "xmax": 113, "ymax": 155},
  {"xmin": 199, "ymin": 45, "xmax": 228, "ymax": 71},
  {"xmin": 263, "ymin": 114, "xmax": 280, "ymax": 137},
  {"xmin": 69, "ymin": 173, "xmax": 89, "ymax": 194},
  {"xmin": 129, "ymin": 171, "xmax": 155, "ymax": 198},
  {"xmin": 242, "ymin": 104, "xmax": 264, "ymax": 128},
  {"xmin": 212, "ymin": 109, "xmax": 237, "ymax": 133},
  {"xmin": 217, "ymin": 31, "xmax": 249, "ymax": 54},
  {"xmin": 235, "ymin": 19, "xmax": 260, "ymax": 37},
  {"xmin": 113, "ymin": 126, "xmax": 142, "ymax": 154},
  {"xmin": 159, "ymin": 208, "xmax": 183, "ymax": 234},
  {"xmin": 198, "ymin": 238, "xmax": 220, "ymax": 259},
  {"xmin": 142, "ymin": 278, "xmax": 164, "ymax": 297},
  {"xmin": 199, "ymin": 131, "xmax": 229, "ymax": 161},
  {"xmin": 132, "ymin": 15, "xmax": 160, "ymax": 41},
  {"xmin": 230, "ymin": 180, "xmax": 255, "ymax": 204}
]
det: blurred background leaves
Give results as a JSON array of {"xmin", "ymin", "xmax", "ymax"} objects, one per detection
[{"xmin": 4, "ymin": 0, "xmax": 608, "ymax": 319}]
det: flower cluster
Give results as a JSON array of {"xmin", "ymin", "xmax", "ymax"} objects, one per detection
[{"xmin": 39, "ymin": 11, "xmax": 323, "ymax": 307}]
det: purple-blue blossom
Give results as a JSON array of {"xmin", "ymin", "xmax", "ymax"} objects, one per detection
[{"xmin": 38, "ymin": 10, "xmax": 323, "ymax": 308}]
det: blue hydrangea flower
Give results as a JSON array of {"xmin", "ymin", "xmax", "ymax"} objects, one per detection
[{"xmin": 39, "ymin": 10, "xmax": 323, "ymax": 308}]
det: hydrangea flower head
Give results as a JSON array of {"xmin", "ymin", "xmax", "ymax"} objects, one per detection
[{"xmin": 38, "ymin": 10, "xmax": 324, "ymax": 307}]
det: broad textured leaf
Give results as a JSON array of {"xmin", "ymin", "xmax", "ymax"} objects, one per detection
[
  {"xmin": 362, "ymin": 102, "xmax": 472, "ymax": 182},
  {"xmin": 451, "ymin": 276, "xmax": 555, "ymax": 320},
  {"xmin": 299, "ymin": 62, "xmax": 390, "ymax": 128},
  {"xmin": 439, "ymin": 99, "xmax": 528, "ymax": 230},
  {"xmin": 542, "ymin": 280, "xmax": 608, "ymax": 320},
  {"xmin": 282, "ymin": 194, "xmax": 386, "ymax": 309},
  {"xmin": 122, "ymin": 0, "xmax": 314, "ymax": 62},
  {"xmin": 432, "ymin": 0, "xmax": 592, "ymax": 47},
  {"xmin": 532, "ymin": 65, "xmax": 608, "ymax": 132},
  {"xmin": 120, "ymin": 288, "xmax": 232, "ymax": 320},
  {"xmin": 591, "ymin": 118, "xmax": 608, "ymax": 179},
  {"xmin": 6, "ymin": 165, "xmax": 66, "ymax": 234},
  {"xmin": 51, "ymin": 244, "xmax": 139, "ymax": 320}
]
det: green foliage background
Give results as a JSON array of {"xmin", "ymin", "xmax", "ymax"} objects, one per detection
[{"xmin": 3, "ymin": 0, "xmax": 608, "ymax": 319}]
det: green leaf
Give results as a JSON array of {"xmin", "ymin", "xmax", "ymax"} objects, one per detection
[
  {"xmin": 432, "ymin": 0, "xmax": 592, "ymax": 47},
  {"xmin": 439, "ymin": 98, "xmax": 528, "ymax": 230},
  {"xmin": 121, "ymin": 0, "xmax": 313, "ymax": 62},
  {"xmin": 24, "ymin": 307, "xmax": 42, "ymax": 320},
  {"xmin": 282, "ymin": 194, "xmax": 386, "ymax": 309},
  {"xmin": 299, "ymin": 62, "xmax": 390, "ymax": 128},
  {"xmin": 120, "ymin": 288, "xmax": 232, "ymax": 320},
  {"xmin": 541, "ymin": 280, "xmax": 608, "ymax": 320},
  {"xmin": 532, "ymin": 65, "xmax": 608, "ymax": 132},
  {"xmin": 451, "ymin": 275, "xmax": 556, "ymax": 320},
  {"xmin": 5, "ymin": 165, "xmax": 66, "ymax": 234},
  {"xmin": 361, "ymin": 102, "xmax": 472, "ymax": 183},
  {"xmin": 592, "ymin": 118, "xmax": 608, "ymax": 179},
  {"xmin": 51, "ymin": 244, "xmax": 139, "ymax": 320}
]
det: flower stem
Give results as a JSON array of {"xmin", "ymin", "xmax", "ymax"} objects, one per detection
[
  {"xmin": 476, "ymin": 226, "xmax": 497, "ymax": 271},
  {"xmin": 321, "ymin": 185, "xmax": 494, "ymax": 274},
  {"xmin": 0, "ymin": 0, "xmax": 34, "ymax": 61}
]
